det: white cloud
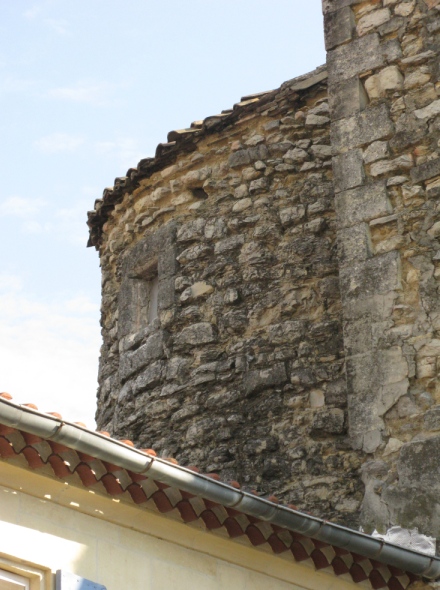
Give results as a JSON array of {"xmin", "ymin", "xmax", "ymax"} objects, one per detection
[
  {"xmin": 0, "ymin": 273, "xmax": 23, "ymax": 293},
  {"xmin": 0, "ymin": 278, "xmax": 100, "ymax": 426},
  {"xmin": 44, "ymin": 18, "xmax": 70, "ymax": 36},
  {"xmin": 23, "ymin": 5, "xmax": 42, "ymax": 19},
  {"xmin": 47, "ymin": 82, "xmax": 113, "ymax": 106},
  {"xmin": 0, "ymin": 196, "xmax": 46, "ymax": 218},
  {"xmin": 34, "ymin": 133, "xmax": 84, "ymax": 153},
  {"xmin": 21, "ymin": 220, "xmax": 53, "ymax": 234}
]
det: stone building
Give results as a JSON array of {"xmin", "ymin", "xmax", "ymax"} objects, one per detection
[{"xmin": 87, "ymin": 0, "xmax": 440, "ymax": 543}]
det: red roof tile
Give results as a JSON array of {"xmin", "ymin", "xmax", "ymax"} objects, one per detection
[{"xmin": 0, "ymin": 392, "xmax": 430, "ymax": 590}]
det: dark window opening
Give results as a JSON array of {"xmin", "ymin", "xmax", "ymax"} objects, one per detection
[{"xmin": 128, "ymin": 259, "xmax": 158, "ymax": 332}]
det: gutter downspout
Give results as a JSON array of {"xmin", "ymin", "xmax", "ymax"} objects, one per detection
[{"xmin": 1, "ymin": 398, "xmax": 439, "ymax": 580}]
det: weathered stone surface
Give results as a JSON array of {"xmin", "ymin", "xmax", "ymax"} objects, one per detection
[
  {"xmin": 311, "ymin": 409, "xmax": 345, "ymax": 434},
  {"xmin": 332, "ymin": 149, "xmax": 364, "ymax": 193},
  {"xmin": 338, "ymin": 224, "xmax": 372, "ymax": 265},
  {"xmin": 411, "ymin": 158, "xmax": 440, "ymax": 183},
  {"xmin": 335, "ymin": 182, "xmax": 391, "ymax": 227},
  {"xmin": 357, "ymin": 9, "xmax": 391, "ymax": 36},
  {"xmin": 328, "ymin": 77, "xmax": 368, "ymax": 121},
  {"xmin": 414, "ymin": 99, "xmax": 440, "ymax": 120},
  {"xmin": 364, "ymin": 66, "xmax": 403, "ymax": 99},
  {"xmin": 339, "ymin": 251, "xmax": 401, "ymax": 301},
  {"xmin": 327, "ymin": 34, "xmax": 384, "ymax": 84},
  {"xmin": 331, "ymin": 104, "xmax": 394, "ymax": 151},
  {"xmin": 363, "ymin": 141, "xmax": 389, "ymax": 165},
  {"xmin": 94, "ymin": 0, "xmax": 440, "ymax": 540},
  {"xmin": 370, "ymin": 154, "xmax": 413, "ymax": 177},
  {"xmin": 324, "ymin": 6, "xmax": 355, "ymax": 50},
  {"xmin": 244, "ymin": 363, "xmax": 288, "ymax": 396},
  {"xmin": 120, "ymin": 332, "xmax": 165, "ymax": 381}
]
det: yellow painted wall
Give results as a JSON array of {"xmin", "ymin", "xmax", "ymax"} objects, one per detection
[{"xmin": 0, "ymin": 461, "xmax": 359, "ymax": 590}]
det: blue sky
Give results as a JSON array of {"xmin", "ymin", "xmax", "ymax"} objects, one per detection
[{"xmin": 0, "ymin": 1, "xmax": 326, "ymax": 426}]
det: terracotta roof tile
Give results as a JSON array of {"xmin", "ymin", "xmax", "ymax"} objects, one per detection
[
  {"xmin": 0, "ymin": 391, "xmax": 429, "ymax": 590},
  {"xmin": 86, "ymin": 66, "xmax": 328, "ymax": 248}
]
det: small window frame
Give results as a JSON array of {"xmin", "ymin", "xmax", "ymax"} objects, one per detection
[{"xmin": 0, "ymin": 556, "xmax": 49, "ymax": 590}]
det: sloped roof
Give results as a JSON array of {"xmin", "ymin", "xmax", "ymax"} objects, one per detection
[
  {"xmin": 0, "ymin": 393, "xmax": 438, "ymax": 589},
  {"xmin": 86, "ymin": 66, "xmax": 328, "ymax": 249}
]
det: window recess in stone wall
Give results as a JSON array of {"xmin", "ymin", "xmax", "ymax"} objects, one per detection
[
  {"xmin": 118, "ymin": 222, "xmax": 176, "ymax": 341},
  {"xmin": 128, "ymin": 259, "xmax": 159, "ymax": 332}
]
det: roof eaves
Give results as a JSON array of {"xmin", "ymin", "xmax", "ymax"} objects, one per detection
[
  {"xmin": 86, "ymin": 65, "xmax": 328, "ymax": 250},
  {"xmin": 0, "ymin": 396, "xmax": 439, "ymax": 581}
]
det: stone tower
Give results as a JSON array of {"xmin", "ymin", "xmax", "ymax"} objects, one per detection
[{"xmin": 88, "ymin": 0, "xmax": 440, "ymax": 537}]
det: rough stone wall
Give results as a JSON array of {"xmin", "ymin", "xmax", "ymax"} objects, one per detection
[
  {"xmin": 324, "ymin": 0, "xmax": 440, "ymax": 537},
  {"xmin": 94, "ymin": 75, "xmax": 363, "ymax": 525},
  {"xmin": 90, "ymin": 0, "xmax": 440, "ymax": 544}
]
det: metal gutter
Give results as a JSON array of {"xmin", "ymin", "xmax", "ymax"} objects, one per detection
[{"xmin": 1, "ymin": 397, "xmax": 439, "ymax": 580}]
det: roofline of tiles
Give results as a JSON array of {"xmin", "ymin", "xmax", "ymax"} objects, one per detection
[
  {"xmin": 0, "ymin": 396, "xmax": 439, "ymax": 580},
  {"xmin": 86, "ymin": 65, "xmax": 329, "ymax": 249}
]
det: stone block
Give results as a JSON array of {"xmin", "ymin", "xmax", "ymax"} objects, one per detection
[
  {"xmin": 363, "ymin": 141, "xmax": 389, "ymax": 165},
  {"xmin": 343, "ymin": 292, "xmax": 396, "ymax": 322},
  {"xmin": 176, "ymin": 219, "xmax": 206, "ymax": 242},
  {"xmin": 411, "ymin": 157, "xmax": 440, "ymax": 183},
  {"xmin": 327, "ymin": 34, "xmax": 384, "ymax": 84},
  {"xmin": 132, "ymin": 360, "xmax": 165, "ymax": 394},
  {"xmin": 248, "ymin": 144, "xmax": 269, "ymax": 162},
  {"xmin": 381, "ymin": 39, "xmax": 402, "ymax": 63},
  {"xmin": 390, "ymin": 112, "xmax": 427, "ymax": 152},
  {"xmin": 335, "ymin": 181, "xmax": 392, "ymax": 228},
  {"xmin": 332, "ymin": 149, "xmax": 365, "ymax": 193},
  {"xmin": 343, "ymin": 318, "xmax": 373, "ymax": 356},
  {"xmin": 283, "ymin": 148, "xmax": 308, "ymax": 163},
  {"xmin": 339, "ymin": 250, "xmax": 401, "ymax": 301},
  {"xmin": 228, "ymin": 149, "xmax": 251, "ymax": 168},
  {"xmin": 119, "ymin": 332, "xmax": 165, "ymax": 382},
  {"xmin": 414, "ymin": 99, "xmax": 440, "ymax": 120},
  {"xmin": 158, "ymin": 276, "xmax": 175, "ymax": 310},
  {"xmin": 279, "ymin": 205, "xmax": 306, "ymax": 226},
  {"xmin": 244, "ymin": 363, "xmax": 288, "ymax": 396},
  {"xmin": 424, "ymin": 406, "xmax": 440, "ymax": 431},
  {"xmin": 328, "ymin": 77, "xmax": 368, "ymax": 121},
  {"xmin": 311, "ymin": 409, "xmax": 346, "ymax": 434},
  {"xmin": 370, "ymin": 154, "xmax": 413, "ymax": 177},
  {"xmin": 398, "ymin": 436, "xmax": 440, "ymax": 490},
  {"xmin": 423, "ymin": 0, "xmax": 440, "ymax": 8},
  {"xmin": 324, "ymin": 7, "xmax": 355, "ymax": 50},
  {"xmin": 357, "ymin": 9, "xmax": 391, "ymax": 37},
  {"xmin": 310, "ymin": 144, "xmax": 332, "ymax": 159},
  {"xmin": 214, "ymin": 234, "xmax": 245, "ymax": 254},
  {"xmin": 331, "ymin": 104, "xmax": 394, "ymax": 152},
  {"xmin": 176, "ymin": 322, "xmax": 216, "ymax": 346},
  {"xmin": 325, "ymin": 378, "xmax": 348, "ymax": 407},
  {"xmin": 305, "ymin": 114, "xmax": 330, "ymax": 126},
  {"xmin": 364, "ymin": 66, "xmax": 403, "ymax": 99},
  {"xmin": 322, "ymin": 0, "xmax": 365, "ymax": 15},
  {"xmin": 268, "ymin": 321, "xmax": 305, "ymax": 344},
  {"xmin": 338, "ymin": 223, "xmax": 372, "ymax": 266}
]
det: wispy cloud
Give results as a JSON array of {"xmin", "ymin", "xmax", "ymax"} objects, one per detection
[
  {"xmin": 34, "ymin": 132, "xmax": 84, "ymax": 153},
  {"xmin": 95, "ymin": 138, "xmax": 144, "ymax": 170},
  {"xmin": 0, "ymin": 276, "xmax": 100, "ymax": 426},
  {"xmin": 0, "ymin": 196, "xmax": 46, "ymax": 217},
  {"xmin": 46, "ymin": 82, "xmax": 114, "ymax": 106},
  {"xmin": 23, "ymin": 5, "xmax": 43, "ymax": 19},
  {"xmin": 44, "ymin": 18, "xmax": 70, "ymax": 36}
]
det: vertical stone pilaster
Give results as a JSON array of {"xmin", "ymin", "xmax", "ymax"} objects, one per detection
[
  {"xmin": 324, "ymin": 1, "xmax": 404, "ymax": 454},
  {"xmin": 324, "ymin": 0, "xmax": 440, "ymax": 536}
]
